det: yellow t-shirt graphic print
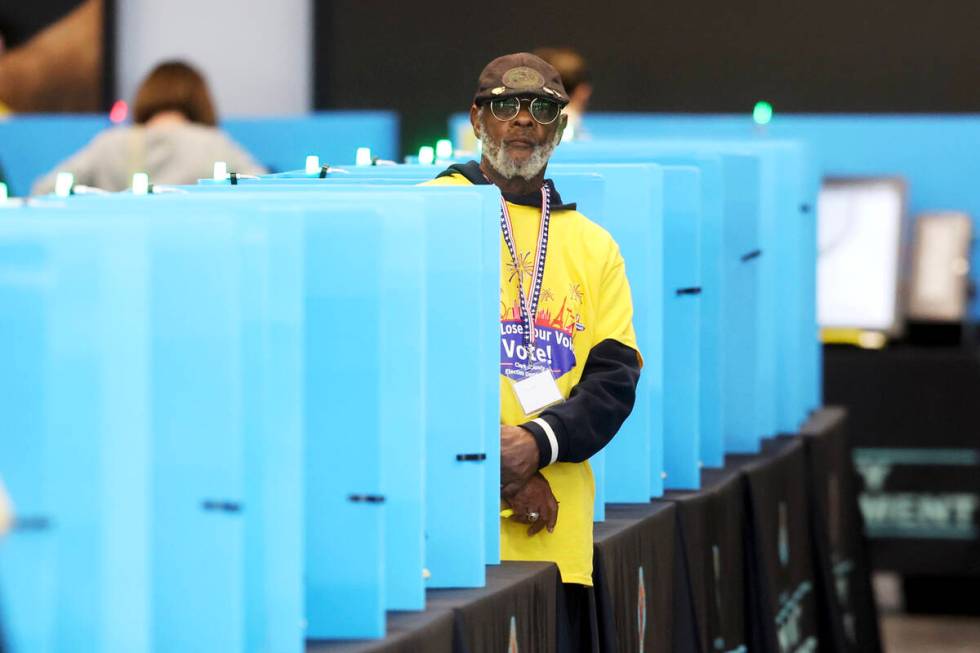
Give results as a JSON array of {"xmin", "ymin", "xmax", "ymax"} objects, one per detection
[{"xmin": 426, "ymin": 168, "xmax": 640, "ymax": 585}]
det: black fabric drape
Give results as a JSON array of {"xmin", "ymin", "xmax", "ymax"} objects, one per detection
[
  {"xmin": 591, "ymin": 502, "xmax": 690, "ymax": 652},
  {"xmin": 307, "ymin": 608, "xmax": 455, "ymax": 653},
  {"xmin": 741, "ymin": 438, "xmax": 821, "ymax": 653},
  {"xmin": 798, "ymin": 408, "xmax": 883, "ymax": 653},
  {"xmin": 667, "ymin": 465, "xmax": 750, "ymax": 653},
  {"xmin": 427, "ymin": 562, "xmax": 558, "ymax": 653}
]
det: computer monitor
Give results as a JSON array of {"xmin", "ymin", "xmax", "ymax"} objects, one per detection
[
  {"xmin": 817, "ymin": 177, "xmax": 908, "ymax": 336},
  {"xmin": 907, "ymin": 212, "xmax": 973, "ymax": 323}
]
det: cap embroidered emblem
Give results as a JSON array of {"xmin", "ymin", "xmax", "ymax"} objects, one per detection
[{"xmin": 502, "ymin": 66, "xmax": 544, "ymax": 90}]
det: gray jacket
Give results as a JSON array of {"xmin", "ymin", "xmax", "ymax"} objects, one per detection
[{"xmin": 32, "ymin": 123, "xmax": 266, "ymax": 194}]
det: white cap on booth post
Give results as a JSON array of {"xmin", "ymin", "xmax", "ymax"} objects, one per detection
[
  {"xmin": 55, "ymin": 172, "xmax": 74, "ymax": 197},
  {"xmin": 132, "ymin": 173, "xmax": 150, "ymax": 195},
  {"xmin": 213, "ymin": 161, "xmax": 228, "ymax": 181},
  {"xmin": 306, "ymin": 155, "xmax": 320, "ymax": 174},
  {"xmin": 355, "ymin": 147, "xmax": 372, "ymax": 166}
]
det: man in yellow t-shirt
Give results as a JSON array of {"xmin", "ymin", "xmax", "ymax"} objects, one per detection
[{"xmin": 426, "ymin": 52, "xmax": 641, "ymax": 647}]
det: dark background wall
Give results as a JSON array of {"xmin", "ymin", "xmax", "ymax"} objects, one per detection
[
  {"xmin": 0, "ymin": 2, "xmax": 84, "ymax": 48},
  {"xmin": 315, "ymin": 0, "xmax": 980, "ymax": 155}
]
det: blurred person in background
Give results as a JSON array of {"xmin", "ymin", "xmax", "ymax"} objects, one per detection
[
  {"xmin": 32, "ymin": 61, "xmax": 265, "ymax": 194},
  {"xmin": 533, "ymin": 47, "xmax": 592, "ymax": 142}
]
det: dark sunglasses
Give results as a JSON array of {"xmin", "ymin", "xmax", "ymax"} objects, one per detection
[{"xmin": 488, "ymin": 96, "xmax": 562, "ymax": 125}]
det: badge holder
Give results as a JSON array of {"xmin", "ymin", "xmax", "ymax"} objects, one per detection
[{"xmin": 509, "ymin": 366, "xmax": 564, "ymax": 417}]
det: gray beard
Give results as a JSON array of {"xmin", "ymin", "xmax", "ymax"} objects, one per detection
[{"xmin": 480, "ymin": 118, "xmax": 559, "ymax": 181}]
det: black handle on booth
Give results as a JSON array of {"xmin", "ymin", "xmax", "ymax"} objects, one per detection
[
  {"xmin": 12, "ymin": 516, "xmax": 53, "ymax": 532},
  {"xmin": 201, "ymin": 500, "xmax": 243, "ymax": 513},
  {"xmin": 348, "ymin": 494, "xmax": 386, "ymax": 504}
]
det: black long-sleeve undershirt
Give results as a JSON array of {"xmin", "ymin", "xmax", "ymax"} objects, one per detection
[{"xmin": 521, "ymin": 338, "xmax": 641, "ymax": 468}]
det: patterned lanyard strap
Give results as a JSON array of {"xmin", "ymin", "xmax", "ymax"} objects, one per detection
[{"xmin": 499, "ymin": 184, "xmax": 552, "ymax": 349}]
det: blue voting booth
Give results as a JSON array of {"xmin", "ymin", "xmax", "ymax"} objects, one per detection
[
  {"xmin": 187, "ymin": 183, "xmax": 500, "ymax": 592},
  {"xmin": 0, "ymin": 201, "xmax": 315, "ymax": 651},
  {"xmin": 0, "ymin": 189, "xmax": 483, "ymax": 645},
  {"xmin": 581, "ymin": 112, "xmax": 980, "ymax": 322},
  {"xmin": 0, "ymin": 216, "xmax": 151, "ymax": 652},
  {"xmin": 551, "ymin": 143, "xmax": 764, "ymax": 456},
  {"xmin": 0, "ymin": 110, "xmax": 824, "ymax": 646},
  {"xmin": 553, "ymin": 164, "xmax": 703, "ymax": 492}
]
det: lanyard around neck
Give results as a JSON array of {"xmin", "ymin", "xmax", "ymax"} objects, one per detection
[{"xmin": 499, "ymin": 185, "xmax": 552, "ymax": 349}]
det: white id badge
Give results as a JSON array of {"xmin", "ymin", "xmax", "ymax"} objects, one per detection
[{"xmin": 510, "ymin": 368, "xmax": 564, "ymax": 416}]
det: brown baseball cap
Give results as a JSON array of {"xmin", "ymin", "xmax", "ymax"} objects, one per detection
[{"xmin": 473, "ymin": 52, "xmax": 570, "ymax": 106}]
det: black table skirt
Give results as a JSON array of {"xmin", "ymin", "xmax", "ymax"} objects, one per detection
[
  {"xmin": 308, "ymin": 562, "xmax": 556, "ymax": 653},
  {"xmin": 799, "ymin": 408, "xmax": 882, "ymax": 653},
  {"xmin": 738, "ymin": 437, "xmax": 822, "ymax": 652},
  {"xmin": 666, "ymin": 464, "xmax": 750, "ymax": 653},
  {"xmin": 592, "ymin": 501, "xmax": 697, "ymax": 653},
  {"xmin": 307, "ymin": 608, "xmax": 455, "ymax": 653},
  {"xmin": 426, "ymin": 561, "xmax": 558, "ymax": 653}
]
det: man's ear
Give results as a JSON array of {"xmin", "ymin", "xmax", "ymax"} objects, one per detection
[
  {"xmin": 554, "ymin": 113, "xmax": 569, "ymax": 144},
  {"xmin": 469, "ymin": 104, "xmax": 481, "ymax": 140}
]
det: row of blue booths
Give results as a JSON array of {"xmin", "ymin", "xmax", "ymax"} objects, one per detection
[{"xmin": 0, "ymin": 115, "xmax": 821, "ymax": 650}]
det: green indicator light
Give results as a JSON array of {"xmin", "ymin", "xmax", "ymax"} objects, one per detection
[
  {"xmin": 0, "ymin": 182, "xmax": 7, "ymax": 202},
  {"xmin": 418, "ymin": 146, "xmax": 435, "ymax": 165},
  {"xmin": 435, "ymin": 139, "xmax": 453, "ymax": 159},
  {"xmin": 753, "ymin": 101, "xmax": 773, "ymax": 125}
]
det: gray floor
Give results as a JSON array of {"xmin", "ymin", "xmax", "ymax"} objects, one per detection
[
  {"xmin": 881, "ymin": 614, "xmax": 980, "ymax": 653},
  {"xmin": 875, "ymin": 573, "xmax": 980, "ymax": 653}
]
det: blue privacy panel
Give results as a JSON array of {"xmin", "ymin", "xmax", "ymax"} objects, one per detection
[
  {"xmin": 535, "ymin": 172, "xmax": 611, "ymax": 516},
  {"xmin": 301, "ymin": 208, "xmax": 386, "ymax": 638},
  {"xmin": 650, "ymin": 139, "xmax": 815, "ymax": 438},
  {"xmin": 549, "ymin": 166, "xmax": 665, "ymax": 500},
  {"xmin": 188, "ymin": 182, "xmax": 501, "ymax": 575},
  {"xmin": 661, "ymin": 167, "xmax": 702, "ymax": 490},
  {"xmin": 132, "ymin": 202, "xmax": 305, "ymax": 650},
  {"xmin": 582, "ymin": 112, "xmax": 980, "ymax": 322},
  {"xmin": 223, "ymin": 112, "xmax": 399, "ymax": 171},
  {"xmin": 263, "ymin": 165, "xmax": 438, "ymax": 180},
  {"xmin": 0, "ymin": 216, "xmax": 151, "ymax": 652},
  {"xmin": 146, "ymin": 213, "xmax": 248, "ymax": 651},
  {"xmin": 734, "ymin": 141, "xmax": 818, "ymax": 434},
  {"xmin": 236, "ymin": 214, "xmax": 305, "ymax": 650},
  {"xmin": 0, "ymin": 112, "xmax": 398, "ymax": 196},
  {"xmin": 552, "ymin": 143, "xmax": 762, "ymax": 455},
  {"xmin": 3, "ymin": 197, "xmax": 400, "ymax": 647},
  {"xmin": 173, "ymin": 189, "xmax": 429, "ymax": 604},
  {"xmin": 555, "ymin": 164, "xmax": 703, "ymax": 490},
  {"xmin": 0, "ymin": 114, "xmax": 108, "ymax": 196},
  {"xmin": 710, "ymin": 153, "xmax": 760, "ymax": 454}
]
